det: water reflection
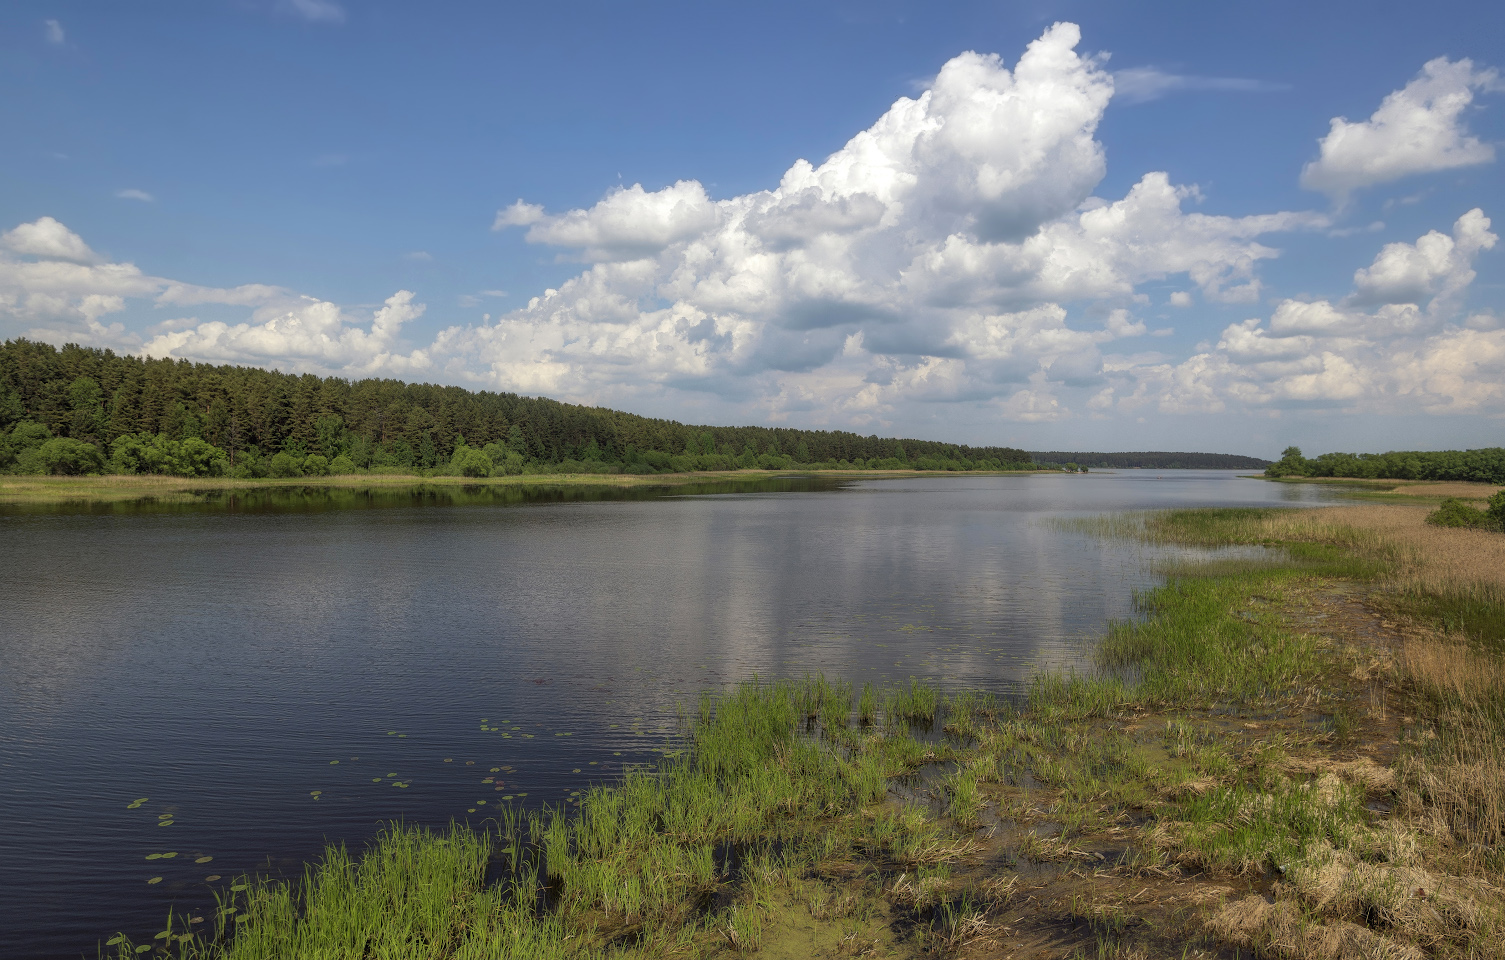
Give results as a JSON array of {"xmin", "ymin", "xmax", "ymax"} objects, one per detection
[{"xmin": 0, "ymin": 470, "xmax": 1346, "ymax": 958}]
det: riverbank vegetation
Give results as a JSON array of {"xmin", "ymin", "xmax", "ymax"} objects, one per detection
[
  {"xmin": 1264, "ymin": 445, "xmax": 1505, "ymax": 484},
  {"xmin": 1, "ymin": 340, "xmax": 1029, "ymax": 478},
  {"xmin": 1031, "ymin": 451, "xmax": 1271, "ymax": 470},
  {"xmin": 101, "ymin": 500, "xmax": 1505, "ymax": 959}
]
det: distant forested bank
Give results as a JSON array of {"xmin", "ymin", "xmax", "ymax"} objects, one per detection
[
  {"xmin": 1265, "ymin": 446, "xmax": 1505, "ymax": 484},
  {"xmin": 1029, "ymin": 451, "xmax": 1271, "ymax": 470},
  {"xmin": 0, "ymin": 340, "xmax": 1032, "ymax": 478}
]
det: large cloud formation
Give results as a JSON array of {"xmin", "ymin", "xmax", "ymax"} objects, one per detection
[
  {"xmin": 452, "ymin": 23, "xmax": 1325, "ymax": 421},
  {"xmin": 2, "ymin": 23, "xmax": 1500, "ymax": 432}
]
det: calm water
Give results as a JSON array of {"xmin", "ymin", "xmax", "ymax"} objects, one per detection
[{"xmin": 0, "ymin": 471, "xmax": 1342, "ymax": 957}]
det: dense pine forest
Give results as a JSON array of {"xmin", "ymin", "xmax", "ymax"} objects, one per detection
[
  {"xmin": 0, "ymin": 340, "xmax": 1034, "ymax": 478},
  {"xmin": 1264, "ymin": 445, "xmax": 1505, "ymax": 484},
  {"xmin": 1029, "ymin": 451, "xmax": 1270, "ymax": 469}
]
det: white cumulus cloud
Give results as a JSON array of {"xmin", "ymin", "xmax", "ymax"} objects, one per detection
[
  {"xmin": 3, "ymin": 217, "xmax": 99, "ymax": 263},
  {"xmin": 1302, "ymin": 57, "xmax": 1501, "ymax": 201},
  {"xmin": 142, "ymin": 291, "xmax": 430, "ymax": 377},
  {"xmin": 1133, "ymin": 210, "xmax": 1500, "ymax": 415}
]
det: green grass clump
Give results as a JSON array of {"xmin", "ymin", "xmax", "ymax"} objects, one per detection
[
  {"xmin": 1425, "ymin": 497, "xmax": 1500, "ymax": 530},
  {"xmin": 106, "ymin": 677, "xmax": 946, "ymax": 960},
  {"xmin": 886, "ymin": 678, "xmax": 939, "ymax": 726},
  {"xmin": 1166, "ymin": 776, "xmax": 1368, "ymax": 875}
]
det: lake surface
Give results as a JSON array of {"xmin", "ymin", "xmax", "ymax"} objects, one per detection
[{"xmin": 0, "ymin": 471, "xmax": 1344, "ymax": 957}]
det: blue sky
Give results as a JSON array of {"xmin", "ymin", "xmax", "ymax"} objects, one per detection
[{"xmin": 2, "ymin": 1, "xmax": 1502, "ymax": 456}]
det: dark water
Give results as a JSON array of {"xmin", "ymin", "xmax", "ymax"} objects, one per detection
[{"xmin": 0, "ymin": 471, "xmax": 1342, "ymax": 957}]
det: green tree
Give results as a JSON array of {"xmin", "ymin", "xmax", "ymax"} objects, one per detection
[
  {"xmin": 268, "ymin": 451, "xmax": 303, "ymax": 478},
  {"xmin": 451, "ymin": 445, "xmax": 494, "ymax": 477},
  {"xmin": 330, "ymin": 454, "xmax": 357, "ymax": 474},
  {"xmin": 1487, "ymin": 490, "xmax": 1505, "ymax": 531},
  {"xmin": 315, "ymin": 415, "xmax": 346, "ymax": 458},
  {"xmin": 36, "ymin": 437, "xmax": 106, "ymax": 475},
  {"xmin": 303, "ymin": 454, "xmax": 331, "ymax": 476},
  {"xmin": 1266, "ymin": 446, "xmax": 1311, "ymax": 478}
]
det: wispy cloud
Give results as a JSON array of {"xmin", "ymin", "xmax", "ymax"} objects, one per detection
[
  {"xmin": 115, "ymin": 188, "xmax": 155, "ymax": 202},
  {"xmin": 282, "ymin": 0, "xmax": 345, "ymax": 24},
  {"xmin": 43, "ymin": 19, "xmax": 65, "ymax": 45},
  {"xmin": 1113, "ymin": 66, "xmax": 1288, "ymax": 105},
  {"xmin": 457, "ymin": 290, "xmax": 507, "ymax": 308},
  {"xmin": 403, "ymin": 251, "xmax": 433, "ymax": 262}
]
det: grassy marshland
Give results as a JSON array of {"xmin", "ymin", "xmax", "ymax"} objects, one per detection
[{"xmin": 105, "ymin": 504, "xmax": 1505, "ymax": 960}]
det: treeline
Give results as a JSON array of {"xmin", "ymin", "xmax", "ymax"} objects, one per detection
[
  {"xmin": 1030, "ymin": 451, "xmax": 1271, "ymax": 469},
  {"xmin": 0, "ymin": 340, "xmax": 1032, "ymax": 478},
  {"xmin": 1265, "ymin": 446, "xmax": 1505, "ymax": 484}
]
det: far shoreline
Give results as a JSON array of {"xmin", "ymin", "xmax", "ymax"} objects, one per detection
[{"xmin": 0, "ymin": 467, "xmax": 1059, "ymax": 506}]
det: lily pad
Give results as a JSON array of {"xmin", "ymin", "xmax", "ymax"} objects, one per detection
[
  {"xmin": 310, "ymin": 791, "xmax": 322, "ymax": 796},
  {"xmin": 230, "ymin": 883, "xmax": 247, "ymax": 892},
  {"xmin": 147, "ymin": 877, "xmax": 162, "ymax": 885},
  {"xmin": 467, "ymin": 808, "xmax": 476, "ymax": 813},
  {"xmin": 106, "ymin": 936, "xmax": 126, "ymax": 946},
  {"xmin": 206, "ymin": 875, "xmax": 221, "ymax": 882},
  {"xmin": 489, "ymin": 767, "xmax": 501, "ymax": 773},
  {"xmin": 195, "ymin": 857, "xmax": 212, "ymax": 864},
  {"xmin": 329, "ymin": 760, "xmax": 339, "ymax": 765},
  {"xmin": 158, "ymin": 820, "xmax": 175, "ymax": 827}
]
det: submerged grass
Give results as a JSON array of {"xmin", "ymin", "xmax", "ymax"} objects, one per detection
[{"xmin": 103, "ymin": 499, "xmax": 1505, "ymax": 960}]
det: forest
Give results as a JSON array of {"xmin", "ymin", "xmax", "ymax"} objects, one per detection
[
  {"xmin": 1265, "ymin": 445, "xmax": 1505, "ymax": 484},
  {"xmin": 0, "ymin": 340, "xmax": 1033, "ymax": 478},
  {"xmin": 1029, "ymin": 450, "xmax": 1270, "ymax": 469}
]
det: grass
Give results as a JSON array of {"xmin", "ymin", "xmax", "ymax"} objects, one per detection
[
  {"xmin": 101, "ymin": 500, "xmax": 1505, "ymax": 960},
  {"xmin": 0, "ymin": 467, "xmax": 1038, "ymax": 506}
]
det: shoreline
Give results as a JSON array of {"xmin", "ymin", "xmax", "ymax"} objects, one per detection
[
  {"xmin": 0, "ymin": 468, "xmax": 1059, "ymax": 506},
  {"xmin": 97, "ymin": 500, "xmax": 1505, "ymax": 959}
]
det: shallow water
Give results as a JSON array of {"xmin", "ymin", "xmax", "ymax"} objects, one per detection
[{"xmin": 0, "ymin": 470, "xmax": 1342, "ymax": 957}]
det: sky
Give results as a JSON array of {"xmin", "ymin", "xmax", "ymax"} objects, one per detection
[{"xmin": 2, "ymin": 1, "xmax": 1503, "ymax": 457}]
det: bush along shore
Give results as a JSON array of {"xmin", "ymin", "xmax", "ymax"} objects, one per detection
[{"xmin": 103, "ymin": 503, "xmax": 1505, "ymax": 960}]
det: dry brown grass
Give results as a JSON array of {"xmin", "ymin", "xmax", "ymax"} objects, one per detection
[
  {"xmin": 1236, "ymin": 503, "xmax": 1505, "ymax": 597},
  {"xmin": 1209, "ymin": 895, "xmax": 1427, "ymax": 960},
  {"xmin": 1386, "ymin": 481, "xmax": 1504, "ymax": 500},
  {"xmin": 1398, "ymin": 638, "xmax": 1505, "ymax": 707}
]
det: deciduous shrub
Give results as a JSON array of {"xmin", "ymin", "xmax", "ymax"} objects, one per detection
[{"xmin": 1425, "ymin": 498, "xmax": 1497, "ymax": 530}]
